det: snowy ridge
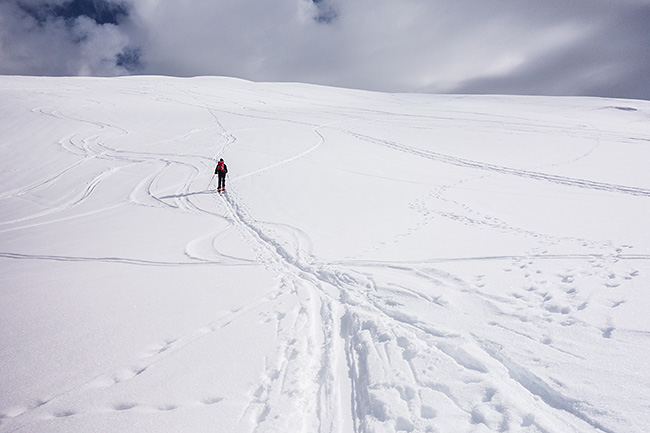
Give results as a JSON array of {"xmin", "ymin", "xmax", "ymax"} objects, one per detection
[{"xmin": 1, "ymin": 76, "xmax": 649, "ymax": 433}]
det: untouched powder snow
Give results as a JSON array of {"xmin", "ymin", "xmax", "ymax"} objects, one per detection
[{"xmin": 1, "ymin": 76, "xmax": 649, "ymax": 433}]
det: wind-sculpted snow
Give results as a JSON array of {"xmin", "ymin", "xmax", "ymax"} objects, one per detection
[{"xmin": 1, "ymin": 76, "xmax": 649, "ymax": 433}]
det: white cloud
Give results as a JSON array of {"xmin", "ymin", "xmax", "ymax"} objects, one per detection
[
  {"xmin": 1, "ymin": 0, "xmax": 649, "ymax": 99},
  {"xmin": 0, "ymin": 1, "xmax": 134, "ymax": 76}
]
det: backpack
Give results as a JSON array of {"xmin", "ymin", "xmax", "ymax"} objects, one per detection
[{"xmin": 215, "ymin": 160, "xmax": 226, "ymax": 174}]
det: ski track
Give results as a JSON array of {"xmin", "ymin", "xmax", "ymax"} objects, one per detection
[
  {"xmin": 201, "ymin": 101, "xmax": 646, "ymax": 432},
  {"xmin": 206, "ymin": 146, "xmax": 634, "ymax": 431},
  {"xmin": 0, "ymin": 92, "xmax": 352, "ymax": 432},
  {"xmin": 344, "ymin": 130, "xmax": 650, "ymax": 198},
  {"xmin": 2, "ymin": 81, "xmax": 648, "ymax": 433},
  {"xmin": 218, "ymin": 184, "xmax": 344, "ymax": 433}
]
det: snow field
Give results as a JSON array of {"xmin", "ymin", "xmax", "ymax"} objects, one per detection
[{"xmin": 1, "ymin": 76, "xmax": 649, "ymax": 432}]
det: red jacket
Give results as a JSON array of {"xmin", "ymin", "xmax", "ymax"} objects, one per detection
[{"xmin": 215, "ymin": 161, "xmax": 228, "ymax": 174}]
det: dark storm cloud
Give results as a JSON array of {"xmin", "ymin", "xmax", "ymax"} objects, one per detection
[{"xmin": 1, "ymin": 0, "xmax": 648, "ymax": 100}]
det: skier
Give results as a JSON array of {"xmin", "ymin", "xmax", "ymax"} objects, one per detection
[{"xmin": 215, "ymin": 158, "xmax": 228, "ymax": 192}]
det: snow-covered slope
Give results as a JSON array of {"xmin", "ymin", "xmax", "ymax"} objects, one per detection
[{"xmin": 1, "ymin": 76, "xmax": 649, "ymax": 433}]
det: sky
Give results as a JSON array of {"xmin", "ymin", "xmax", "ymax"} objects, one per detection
[{"xmin": 1, "ymin": 0, "xmax": 649, "ymax": 100}]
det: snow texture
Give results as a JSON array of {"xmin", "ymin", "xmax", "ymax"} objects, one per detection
[{"xmin": 1, "ymin": 76, "xmax": 649, "ymax": 433}]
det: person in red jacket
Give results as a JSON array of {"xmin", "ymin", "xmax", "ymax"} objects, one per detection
[{"xmin": 215, "ymin": 158, "xmax": 228, "ymax": 192}]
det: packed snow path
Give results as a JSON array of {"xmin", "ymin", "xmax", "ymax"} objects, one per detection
[{"xmin": 1, "ymin": 76, "xmax": 649, "ymax": 433}]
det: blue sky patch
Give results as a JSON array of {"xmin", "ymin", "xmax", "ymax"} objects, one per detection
[{"xmin": 19, "ymin": 0, "xmax": 129, "ymax": 26}]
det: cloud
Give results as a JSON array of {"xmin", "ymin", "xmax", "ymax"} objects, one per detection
[
  {"xmin": 453, "ymin": 2, "xmax": 650, "ymax": 99},
  {"xmin": 1, "ymin": 0, "xmax": 649, "ymax": 100},
  {"xmin": 17, "ymin": 0, "xmax": 128, "ymax": 25},
  {"xmin": 0, "ymin": 0, "xmax": 140, "ymax": 75},
  {"xmin": 311, "ymin": 0, "xmax": 337, "ymax": 23}
]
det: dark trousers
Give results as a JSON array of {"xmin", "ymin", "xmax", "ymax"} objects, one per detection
[{"xmin": 217, "ymin": 173, "xmax": 226, "ymax": 190}]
